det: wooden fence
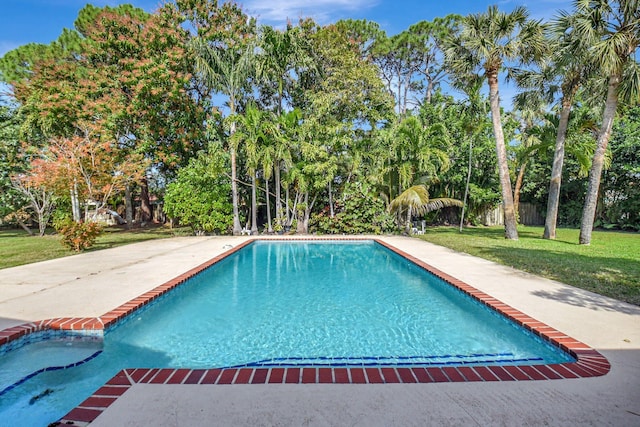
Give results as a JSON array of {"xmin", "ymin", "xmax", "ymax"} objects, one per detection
[{"xmin": 481, "ymin": 202, "xmax": 544, "ymax": 226}]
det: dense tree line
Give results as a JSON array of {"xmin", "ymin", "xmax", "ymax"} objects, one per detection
[{"xmin": 0, "ymin": 0, "xmax": 638, "ymax": 244}]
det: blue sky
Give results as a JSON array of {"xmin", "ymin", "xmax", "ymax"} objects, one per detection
[{"xmin": 1, "ymin": 0, "xmax": 574, "ymax": 57}]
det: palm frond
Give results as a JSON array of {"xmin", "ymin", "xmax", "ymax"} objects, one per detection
[{"xmin": 421, "ymin": 198, "xmax": 464, "ymax": 214}]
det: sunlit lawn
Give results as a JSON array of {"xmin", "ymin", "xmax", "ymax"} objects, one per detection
[
  {"xmin": 0, "ymin": 226, "xmax": 191, "ymax": 270},
  {"xmin": 418, "ymin": 226, "xmax": 640, "ymax": 306}
]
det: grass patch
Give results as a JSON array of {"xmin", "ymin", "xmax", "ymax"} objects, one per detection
[
  {"xmin": 418, "ymin": 226, "xmax": 640, "ymax": 306},
  {"xmin": 0, "ymin": 225, "xmax": 192, "ymax": 270}
]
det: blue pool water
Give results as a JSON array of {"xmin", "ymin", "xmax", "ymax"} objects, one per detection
[{"xmin": 0, "ymin": 240, "xmax": 574, "ymax": 425}]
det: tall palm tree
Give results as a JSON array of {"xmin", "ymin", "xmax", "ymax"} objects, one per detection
[
  {"xmin": 573, "ymin": 0, "xmax": 640, "ymax": 245},
  {"xmin": 258, "ymin": 26, "xmax": 307, "ymax": 223},
  {"xmin": 275, "ymin": 109, "xmax": 300, "ymax": 226},
  {"xmin": 514, "ymin": 11, "xmax": 597, "ymax": 239},
  {"xmin": 389, "ymin": 185, "xmax": 463, "ymax": 234},
  {"xmin": 231, "ymin": 103, "xmax": 270, "ymax": 234},
  {"xmin": 192, "ymin": 39, "xmax": 255, "ymax": 235},
  {"xmin": 545, "ymin": 17, "xmax": 598, "ymax": 240},
  {"xmin": 445, "ymin": 5, "xmax": 546, "ymax": 240},
  {"xmin": 257, "ymin": 109, "xmax": 278, "ymax": 233}
]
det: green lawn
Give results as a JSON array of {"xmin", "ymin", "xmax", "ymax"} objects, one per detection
[
  {"xmin": 0, "ymin": 226, "xmax": 191, "ymax": 270},
  {"xmin": 418, "ymin": 226, "xmax": 640, "ymax": 306}
]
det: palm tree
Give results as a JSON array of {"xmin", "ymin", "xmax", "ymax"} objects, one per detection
[
  {"xmin": 455, "ymin": 77, "xmax": 489, "ymax": 232},
  {"xmin": 445, "ymin": 5, "xmax": 546, "ymax": 240},
  {"xmin": 389, "ymin": 185, "xmax": 463, "ymax": 234},
  {"xmin": 545, "ymin": 16, "xmax": 598, "ymax": 240},
  {"xmin": 514, "ymin": 12, "xmax": 597, "ymax": 239},
  {"xmin": 275, "ymin": 109, "xmax": 300, "ymax": 226},
  {"xmin": 572, "ymin": 0, "xmax": 640, "ymax": 245},
  {"xmin": 389, "ymin": 115, "xmax": 450, "ymax": 197},
  {"xmin": 231, "ymin": 103, "xmax": 271, "ymax": 234},
  {"xmin": 192, "ymin": 39, "xmax": 255, "ymax": 235},
  {"xmin": 258, "ymin": 26, "xmax": 307, "ymax": 223},
  {"xmin": 257, "ymin": 110, "xmax": 278, "ymax": 233}
]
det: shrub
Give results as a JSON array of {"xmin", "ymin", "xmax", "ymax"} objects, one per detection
[
  {"xmin": 310, "ymin": 182, "xmax": 395, "ymax": 234},
  {"xmin": 163, "ymin": 151, "xmax": 233, "ymax": 234},
  {"xmin": 56, "ymin": 220, "xmax": 102, "ymax": 252}
]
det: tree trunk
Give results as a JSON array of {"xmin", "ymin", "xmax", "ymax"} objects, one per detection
[
  {"xmin": 396, "ymin": 69, "xmax": 403, "ymax": 115},
  {"xmin": 513, "ymin": 161, "xmax": 527, "ymax": 223},
  {"xmin": 295, "ymin": 192, "xmax": 314, "ymax": 234},
  {"xmin": 124, "ymin": 184, "xmax": 133, "ymax": 229},
  {"xmin": 265, "ymin": 178, "xmax": 273, "ymax": 233},
  {"xmin": 70, "ymin": 181, "xmax": 81, "ymax": 223},
  {"xmin": 285, "ymin": 186, "xmax": 291, "ymax": 224},
  {"xmin": 36, "ymin": 188, "xmax": 53, "ymax": 236},
  {"xmin": 296, "ymin": 192, "xmax": 306, "ymax": 234},
  {"xmin": 275, "ymin": 163, "xmax": 282, "ymax": 225},
  {"xmin": 36, "ymin": 202, "xmax": 46, "ymax": 236},
  {"xmin": 579, "ymin": 73, "xmax": 620, "ymax": 245},
  {"xmin": 426, "ymin": 79, "xmax": 434, "ymax": 105},
  {"xmin": 230, "ymin": 121, "xmax": 242, "ymax": 235},
  {"xmin": 487, "ymin": 71, "xmax": 518, "ymax": 240},
  {"xmin": 402, "ymin": 74, "xmax": 410, "ymax": 114},
  {"xmin": 328, "ymin": 181, "xmax": 335, "ymax": 218},
  {"xmin": 405, "ymin": 205, "xmax": 412, "ymax": 235},
  {"xmin": 543, "ymin": 99, "xmax": 572, "ymax": 239},
  {"xmin": 250, "ymin": 172, "xmax": 258, "ymax": 234},
  {"xmin": 139, "ymin": 177, "xmax": 152, "ymax": 223},
  {"xmin": 17, "ymin": 217, "xmax": 34, "ymax": 236},
  {"xmin": 459, "ymin": 138, "xmax": 473, "ymax": 232}
]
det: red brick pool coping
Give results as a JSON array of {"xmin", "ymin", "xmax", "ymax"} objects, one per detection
[{"xmin": 0, "ymin": 238, "xmax": 611, "ymax": 426}]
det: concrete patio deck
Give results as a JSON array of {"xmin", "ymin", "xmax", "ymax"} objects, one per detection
[{"xmin": 1, "ymin": 235, "xmax": 639, "ymax": 426}]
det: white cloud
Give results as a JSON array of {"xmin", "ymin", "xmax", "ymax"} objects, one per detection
[{"xmin": 244, "ymin": 0, "xmax": 378, "ymax": 26}]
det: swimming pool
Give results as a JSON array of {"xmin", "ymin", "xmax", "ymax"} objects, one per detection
[{"xmin": 0, "ymin": 239, "xmax": 610, "ymax": 425}]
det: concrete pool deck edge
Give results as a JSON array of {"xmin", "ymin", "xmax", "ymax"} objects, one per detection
[{"xmin": 0, "ymin": 235, "xmax": 638, "ymax": 426}]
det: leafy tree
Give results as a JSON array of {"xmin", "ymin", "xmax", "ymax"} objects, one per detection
[
  {"xmin": 191, "ymin": 4, "xmax": 257, "ymax": 235},
  {"xmin": 287, "ymin": 21, "xmax": 393, "ymax": 233},
  {"xmin": 369, "ymin": 16, "xmax": 458, "ymax": 114},
  {"xmin": 9, "ymin": 120, "xmax": 147, "ymax": 230},
  {"xmin": 0, "ymin": 104, "xmax": 30, "ymax": 232},
  {"xmin": 597, "ymin": 105, "xmax": 640, "ymax": 230},
  {"xmin": 445, "ymin": 5, "xmax": 547, "ymax": 239},
  {"xmin": 0, "ymin": 25, "xmax": 84, "ymax": 84},
  {"xmin": 4, "ymin": 4, "xmax": 205, "ymax": 225},
  {"xmin": 575, "ymin": 0, "xmax": 640, "ymax": 244},
  {"xmin": 163, "ymin": 148, "xmax": 233, "ymax": 234},
  {"xmin": 402, "ymin": 16, "xmax": 460, "ymax": 106},
  {"xmin": 10, "ymin": 164, "xmax": 56, "ymax": 237}
]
